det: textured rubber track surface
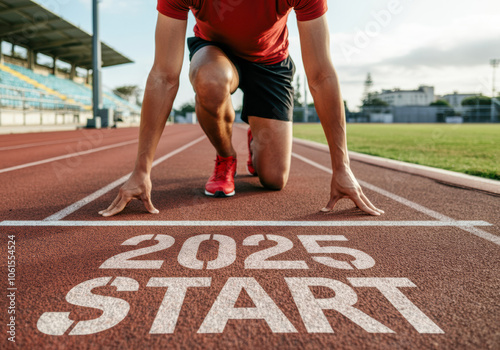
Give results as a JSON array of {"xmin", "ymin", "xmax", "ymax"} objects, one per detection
[{"xmin": 0, "ymin": 125, "xmax": 499, "ymax": 349}]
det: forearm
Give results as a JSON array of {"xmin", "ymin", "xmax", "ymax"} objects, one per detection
[
  {"xmin": 308, "ymin": 68, "xmax": 350, "ymax": 171},
  {"xmin": 134, "ymin": 70, "xmax": 179, "ymax": 174}
]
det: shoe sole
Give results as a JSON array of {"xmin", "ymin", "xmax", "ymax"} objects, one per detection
[
  {"xmin": 205, "ymin": 190, "xmax": 235, "ymax": 197},
  {"xmin": 246, "ymin": 164, "xmax": 257, "ymax": 176}
]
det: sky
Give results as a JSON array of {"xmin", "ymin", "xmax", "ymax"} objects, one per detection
[{"xmin": 29, "ymin": 0, "xmax": 500, "ymax": 111}]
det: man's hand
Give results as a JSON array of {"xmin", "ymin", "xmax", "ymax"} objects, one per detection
[
  {"xmin": 321, "ymin": 167, "xmax": 384, "ymax": 216},
  {"xmin": 99, "ymin": 172, "xmax": 159, "ymax": 217}
]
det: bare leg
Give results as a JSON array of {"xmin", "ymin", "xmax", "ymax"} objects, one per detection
[
  {"xmin": 189, "ymin": 46, "xmax": 239, "ymax": 158},
  {"xmin": 248, "ymin": 116, "xmax": 293, "ymax": 190}
]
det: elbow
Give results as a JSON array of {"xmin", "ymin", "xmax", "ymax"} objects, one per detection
[{"xmin": 307, "ymin": 67, "xmax": 338, "ymax": 94}]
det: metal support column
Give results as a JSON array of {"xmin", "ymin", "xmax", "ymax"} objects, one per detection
[
  {"xmin": 70, "ymin": 63, "xmax": 76, "ymax": 80},
  {"xmin": 89, "ymin": 0, "xmax": 103, "ymax": 128},
  {"xmin": 491, "ymin": 59, "xmax": 499, "ymax": 123},
  {"xmin": 27, "ymin": 49, "xmax": 35, "ymax": 70}
]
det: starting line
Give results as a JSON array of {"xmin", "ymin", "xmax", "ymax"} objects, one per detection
[{"xmin": 0, "ymin": 220, "xmax": 492, "ymax": 227}]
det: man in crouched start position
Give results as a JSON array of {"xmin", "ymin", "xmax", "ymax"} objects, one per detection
[{"xmin": 99, "ymin": 0, "xmax": 384, "ymax": 217}]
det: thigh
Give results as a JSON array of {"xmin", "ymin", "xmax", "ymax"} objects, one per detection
[
  {"xmin": 248, "ymin": 116, "xmax": 293, "ymax": 188},
  {"xmin": 189, "ymin": 45, "xmax": 240, "ymax": 94}
]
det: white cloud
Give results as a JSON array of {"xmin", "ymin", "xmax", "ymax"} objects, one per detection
[{"xmin": 310, "ymin": 0, "xmax": 500, "ymax": 110}]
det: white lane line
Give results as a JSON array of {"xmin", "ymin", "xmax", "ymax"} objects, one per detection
[
  {"xmin": 43, "ymin": 135, "xmax": 207, "ymax": 221},
  {"xmin": 0, "ymin": 220, "xmax": 492, "ymax": 227},
  {"xmin": 0, "ymin": 137, "xmax": 86, "ymax": 151},
  {"xmin": 458, "ymin": 225, "xmax": 500, "ymax": 246},
  {"xmin": 291, "ymin": 152, "xmax": 500, "ymax": 246},
  {"xmin": 0, "ymin": 139, "xmax": 138, "ymax": 174},
  {"xmin": 357, "ymin": 182, "xmax": 452, "ymax": 222}
]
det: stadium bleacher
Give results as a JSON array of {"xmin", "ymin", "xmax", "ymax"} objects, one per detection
[
  {"xmin": 0, "ymin": 66, "xmax": 71, "ymax": 110},
  {"xmin": 1, "ymin": 63, "xmax": 140, "ymax": 115},
  {"xmin": 0, "ymin": 0, "xmax": 141, "ymax": 126}
]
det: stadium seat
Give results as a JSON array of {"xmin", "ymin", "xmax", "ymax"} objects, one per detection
[{"xmin": 4, "ymin": 63, "xmax": 140, "ymax": 115}]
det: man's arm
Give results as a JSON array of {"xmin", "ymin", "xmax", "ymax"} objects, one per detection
[
  {"xmin": 99, "ymin": 13, "xmax": 187, "ymax": 217},
  {"xmin": 297, "ymin": 15, "xmax": 383, "ymax": 216}
]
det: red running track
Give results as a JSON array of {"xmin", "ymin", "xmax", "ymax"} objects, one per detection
[{"xmin": 0, "ymin": 124, "xmax": 499, "ymax": 349}]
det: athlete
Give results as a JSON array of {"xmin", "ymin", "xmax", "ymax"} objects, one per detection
[{"xmin": 99, "ymin": 0, "xmax": 384, "ymax": 217}]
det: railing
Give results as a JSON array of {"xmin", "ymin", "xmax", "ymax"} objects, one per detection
[{"xmin": 0, "ymin": 84, "xmax": 82, "ymax": 111}]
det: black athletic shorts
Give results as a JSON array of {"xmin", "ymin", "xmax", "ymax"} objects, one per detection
[{"xmin": 187, "ymin": 36, "xmax": 296, "ymax": 123}]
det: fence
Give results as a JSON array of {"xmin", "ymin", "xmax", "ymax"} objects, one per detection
[
  {"xmin": 346, "ymin": 105, "xmax": 498, "ymax": 123},
  {"xmin": 293, "ymin": 106, "xmax": 319, "ymax": 123}
]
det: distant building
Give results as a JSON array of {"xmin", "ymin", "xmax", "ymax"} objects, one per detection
[
  {"xmin": 441, "ymin": 92, "xmax": 478, "ymax": 108},
  {"xmin": 376, "ymin": 86, "xmax": 435, "ymax": 106}
]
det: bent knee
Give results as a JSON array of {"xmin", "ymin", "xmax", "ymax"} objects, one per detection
[
  {"xmin": 191, "ymin": 65, "xmax": 233, "ymax": 111},
  {"xmin": 259, "ymin": 172, "xmax": 288, "ymax": 191}
]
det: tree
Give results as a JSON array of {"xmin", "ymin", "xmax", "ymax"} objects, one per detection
[
  {"xmin": 176, "ymin": 101, "xmax": 196, "ymax": 116},
  {"xmin": 113, "ymin": 85, "xmax": 141, "ymax": 98},
  {"xmin": 344, "ymin": 100, "xmax": 349, "ymax": 113},
  {"xmin": 462, "ymin": 95, "xmax": 491, "ymax": 106},
  {"xmin": 113, "ymin": 85, "xmax": 142, "ymax": 106},
  {"xmin": 362, "ymin": 93, "xmax": 388, "ymax": 107},
  {"xmin": 430, "ymin": 99, "xmax": 451, "ymax": 107},
  {"xmin": 113, "ymin": 85, "xmax": 139, "ymax": 97}
]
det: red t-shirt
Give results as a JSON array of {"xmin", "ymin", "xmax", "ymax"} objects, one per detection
[{"xmin": 157, "ymin": 0, "xmax": 327, "ymax": 65}]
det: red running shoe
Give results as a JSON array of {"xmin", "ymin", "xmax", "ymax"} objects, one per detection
[
  {"xmin": 205, "ymin": 155, "xmax": 237, "ymax": 197},
  {"xmin": 247, "ymin": 128, "xmax": 257, "ymax": 176}
]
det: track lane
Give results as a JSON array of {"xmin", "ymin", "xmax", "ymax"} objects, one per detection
[
  {"xmin": 0, "ymin": 129, "xmax": 101, "ymax": 147},
  {"xmin": 0, "ymin": 139, "xmax": 139, "ymax": 174},
  {"xmin": 0, "ymin": 125, "xmax": 204, "ymax": 220},
  {"xmin": 290, "ymin": 141, "xmax": 500, "ymax": 235},
  {"xmin": 43, "ymin": 135, "xmax": 206, "ymax": 221},
  {"xmin": 61, "ymin": 137, "xmax": 434, "ymax": 223},
  {"xmin": 0, "ymin": 137, "xmax": 95, "ymax": 151},
  {"xmin": 0, "ymin": 128, "xmax": 141, "ymax": 169},
  {"xmin": 1, "ymin": 125, "xmax": 499, "ymax": 349}
]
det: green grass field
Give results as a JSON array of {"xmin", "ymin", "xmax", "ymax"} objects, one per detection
[{"xmin": 293, "ymin": 124, "xmax": 500, "ymax": 180}]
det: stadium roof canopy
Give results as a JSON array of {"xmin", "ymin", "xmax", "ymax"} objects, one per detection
[{"xmin": 0, "ymin": 0, "xmax": 133, "ymax": 69}]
